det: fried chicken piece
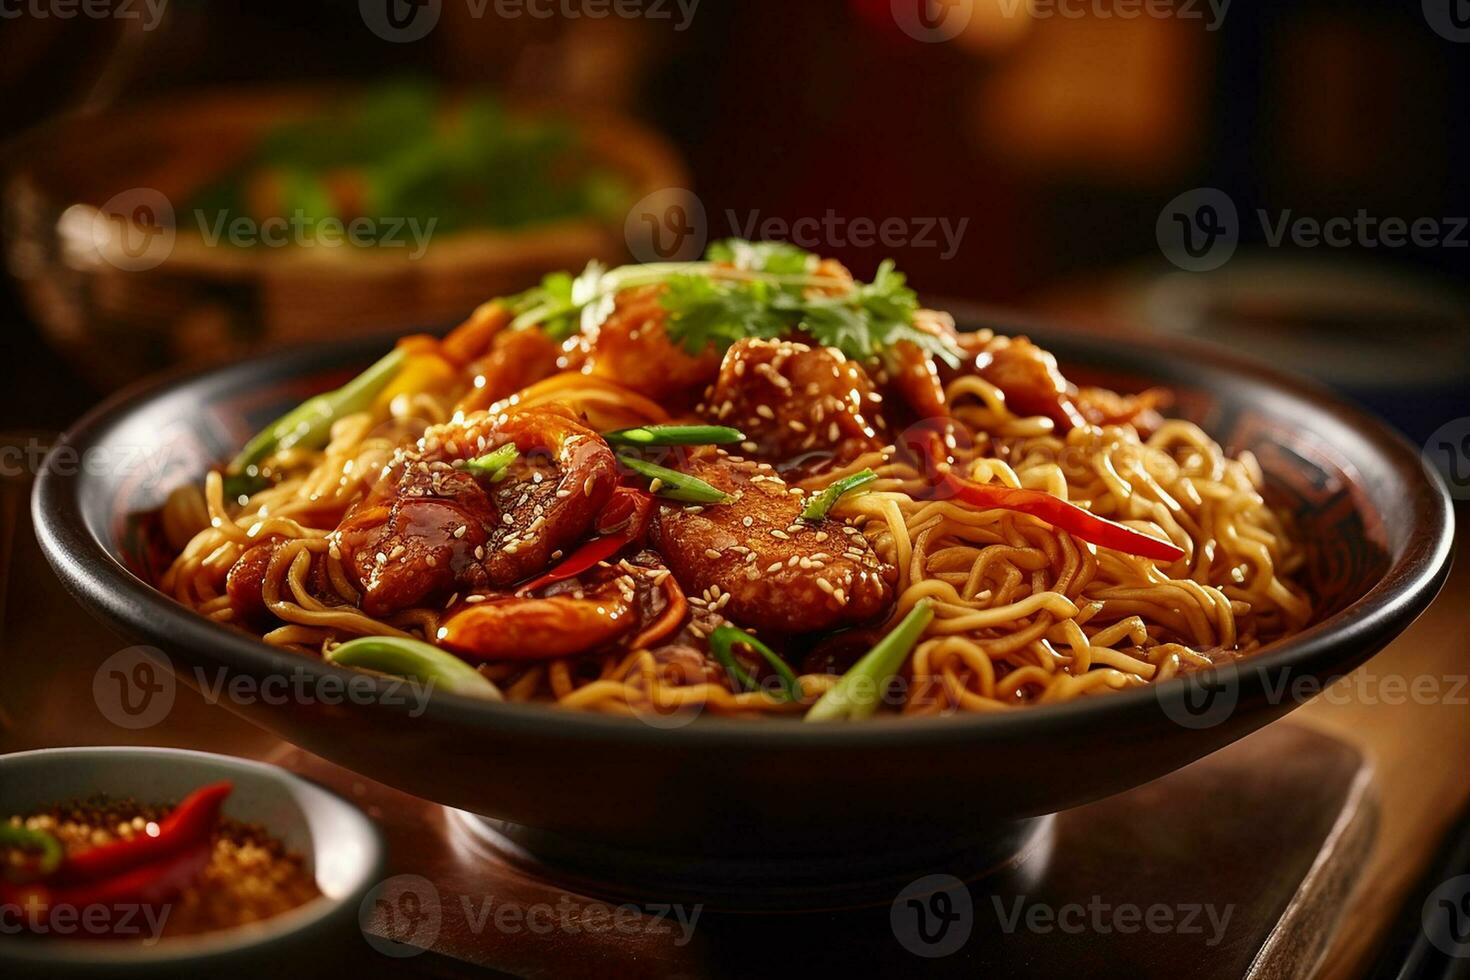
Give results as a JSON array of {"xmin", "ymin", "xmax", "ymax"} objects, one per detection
[
  {"xmin": 649, "ymin": 451, "xmax": 895, "ymax": 635},
  {"xmin": 704, "ymin": 338, "xmax": 886, "ymax": 473},
  {"xmin": 562, "ymin": 285, "xmax": 721, "ymax": 406},
  {"xmin": 334, "ymin": 408, "xmax": 616, "ymax": 616}
]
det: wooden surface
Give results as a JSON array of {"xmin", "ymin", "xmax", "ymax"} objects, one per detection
[
  {"xmin": 1298, "ymin": 503, "xmax": 1468, "ymax": 980},
  {"xmin": 1, "ymin": 454, "xmax": 1464, "ymax": 976}
]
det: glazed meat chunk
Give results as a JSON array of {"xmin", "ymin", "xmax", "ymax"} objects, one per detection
[
  {"xmin": 649, "ymin": 451, "xmax": 895, "ymax": 635},
  {"xmin": 704, "ymin": 338, "xmax": 886, "ymax": 472},
  {"xmin": 562, "ymin": 285, "xmax": 721, "ymax": 406},
  {"xmin": 334, "ymin": 408, "xmax": 616, "ymax": 616}
]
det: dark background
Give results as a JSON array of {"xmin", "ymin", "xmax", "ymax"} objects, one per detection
[{"xmin": 2, "ymin": 0, "xmax": 1467, "ymax": 434}]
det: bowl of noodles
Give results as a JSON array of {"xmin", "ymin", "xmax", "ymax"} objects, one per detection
[{"xmin": 33, "ymin": 241, "xmax": 1454, "ymax": 897}]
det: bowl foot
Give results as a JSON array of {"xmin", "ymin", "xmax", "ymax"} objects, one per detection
[{"xmin": 449, "ymin": 810, "xmax": 1055, "ymax": 911}]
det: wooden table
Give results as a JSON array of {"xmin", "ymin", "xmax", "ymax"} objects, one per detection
[{"xmin": 1297, "ymin": 504, "xmax": 1468, "ymax": 979}]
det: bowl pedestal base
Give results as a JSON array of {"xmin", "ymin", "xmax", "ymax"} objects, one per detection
[{"xmin": 280, "ymin": 722, "xmax": 1375, "ymax": 978}]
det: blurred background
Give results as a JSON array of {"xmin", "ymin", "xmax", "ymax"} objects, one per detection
[{"xmin": 1, "ymin": 0, "xmax": 1466, "ymax": 444}]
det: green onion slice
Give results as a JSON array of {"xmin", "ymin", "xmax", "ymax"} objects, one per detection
[
  {"xmin": 617, "ymin": 455, "xmax": 730, "ymax": 504},
  {"xmin": 801, "ymin": 469, "xmax": 878, "ymax": 522},
  {"xmin": 327, "ymin": 637, "xmax": 503, "ymax": 700},
  {"xmin": 604, "ymin": 425, "xmax": 745, "ymax": 447},
  {"xmin": 228, "ymin": 347, "xmax": 407, "ymax": 479},
  {"xmin": 0, "ymin": 824, "xmax": 64, "ymax": 883},
  {"xmin": 458, "ymin": 443, "xmax": 519, "ymax": 481},
  {"xmin": 805, "ymin": 600, "xmax": 935, "ymax": 722},
  {"xmin": 708, "ymin": 626, "xmax": 802, "ymax": 702}
]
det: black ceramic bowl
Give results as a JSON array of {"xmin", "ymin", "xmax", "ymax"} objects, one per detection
[{"xmin": 32, "ymin": 316, "xmax": 1455, "ymax": 904}]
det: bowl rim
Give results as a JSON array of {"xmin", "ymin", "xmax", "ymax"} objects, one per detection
[
  {"xmin": 0, "ymin": 745, "xmax": 384, "ymax": 965},
  {"xmin": 31, "ymin": 314, "xmax": 1456, "ymax": 749}
]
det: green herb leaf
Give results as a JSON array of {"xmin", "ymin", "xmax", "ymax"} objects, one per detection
[
  {"xmin": 801, "ymin": 469, "xmax": 878, "ymax": 521},
  {"xmin": 617, "ymin": 455, "xmax": 730, "ymax": 504},
  {"xmin": 706, "ymin": 238, "xmax": 816, "ymax": 276},
  {"xmin": 604, "ymin": 425, "xmax": 745, "ymax": 447},
  {"xmin": 708, "ymin": 625, "xmax": 803, "ymax": 702}
]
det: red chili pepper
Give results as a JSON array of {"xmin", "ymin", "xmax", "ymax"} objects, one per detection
[
  {"xmin": 0, "ymin": 841, "xmax": 212, "ymax": 931},
  {"xmin": 50, "ymin": 781, "xmax": 231, "ymax": 887},
  {"xmin": 515, "ymin": 489, "xmax": 654, "ymax": 595},
  {"xmin": 931, "ymin": 473, "xmax": 1185, "ymax": 562},
  {"xmin": 909, "ymin": 420, "xmax": 1184, "ymax": 563}
]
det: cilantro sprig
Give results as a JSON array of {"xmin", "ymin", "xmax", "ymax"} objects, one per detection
[{"xmin": 506, "ymin": 239, "xmax": 962, "ymax": 367}]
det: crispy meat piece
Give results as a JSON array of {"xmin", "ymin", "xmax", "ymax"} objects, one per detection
[
  {"xmin": 333, "ymin": 408, "xmax": 616, "ymax": 616},
  {"xmin": 562, "ymin": 285, "xmax": 721, "ymax": 406},
  {"xmin": 704, "ymin": 338, "xmax": 886, "ymax": 472},
  {"xmin": 649, "ymin": 451, "xmax": 895, "ymax": 635}
]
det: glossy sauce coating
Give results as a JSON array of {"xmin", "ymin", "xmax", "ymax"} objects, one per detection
[
  {"xmin": 704, "ymin": 338, "xmax": 886, "ymax": 472},
  {"xmin": 649, "ymin": 450, "xmax": 895, "ymax": 635},
  {"xmin": 334, "ymin": 408, "xmax": 616, "ymax": 616}
]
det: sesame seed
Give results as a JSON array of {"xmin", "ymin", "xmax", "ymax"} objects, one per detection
[
  {"xmin": 742, "ymin": 516, "xmax": 754, "ymax": 527},
  {"xmin": 766, "ymin": 562, "xmax": 783, "ymax": 573},
  {"xmin": 770, "ymin": 529, "xmax": 790, "ymax": 540},
  {"xmin": 705, "ymin": 549, "xmax": 723, "ymax": 560},
  {"xmin": 453, "ymin": 525, "xmax": 467, "ymax": 539}
]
